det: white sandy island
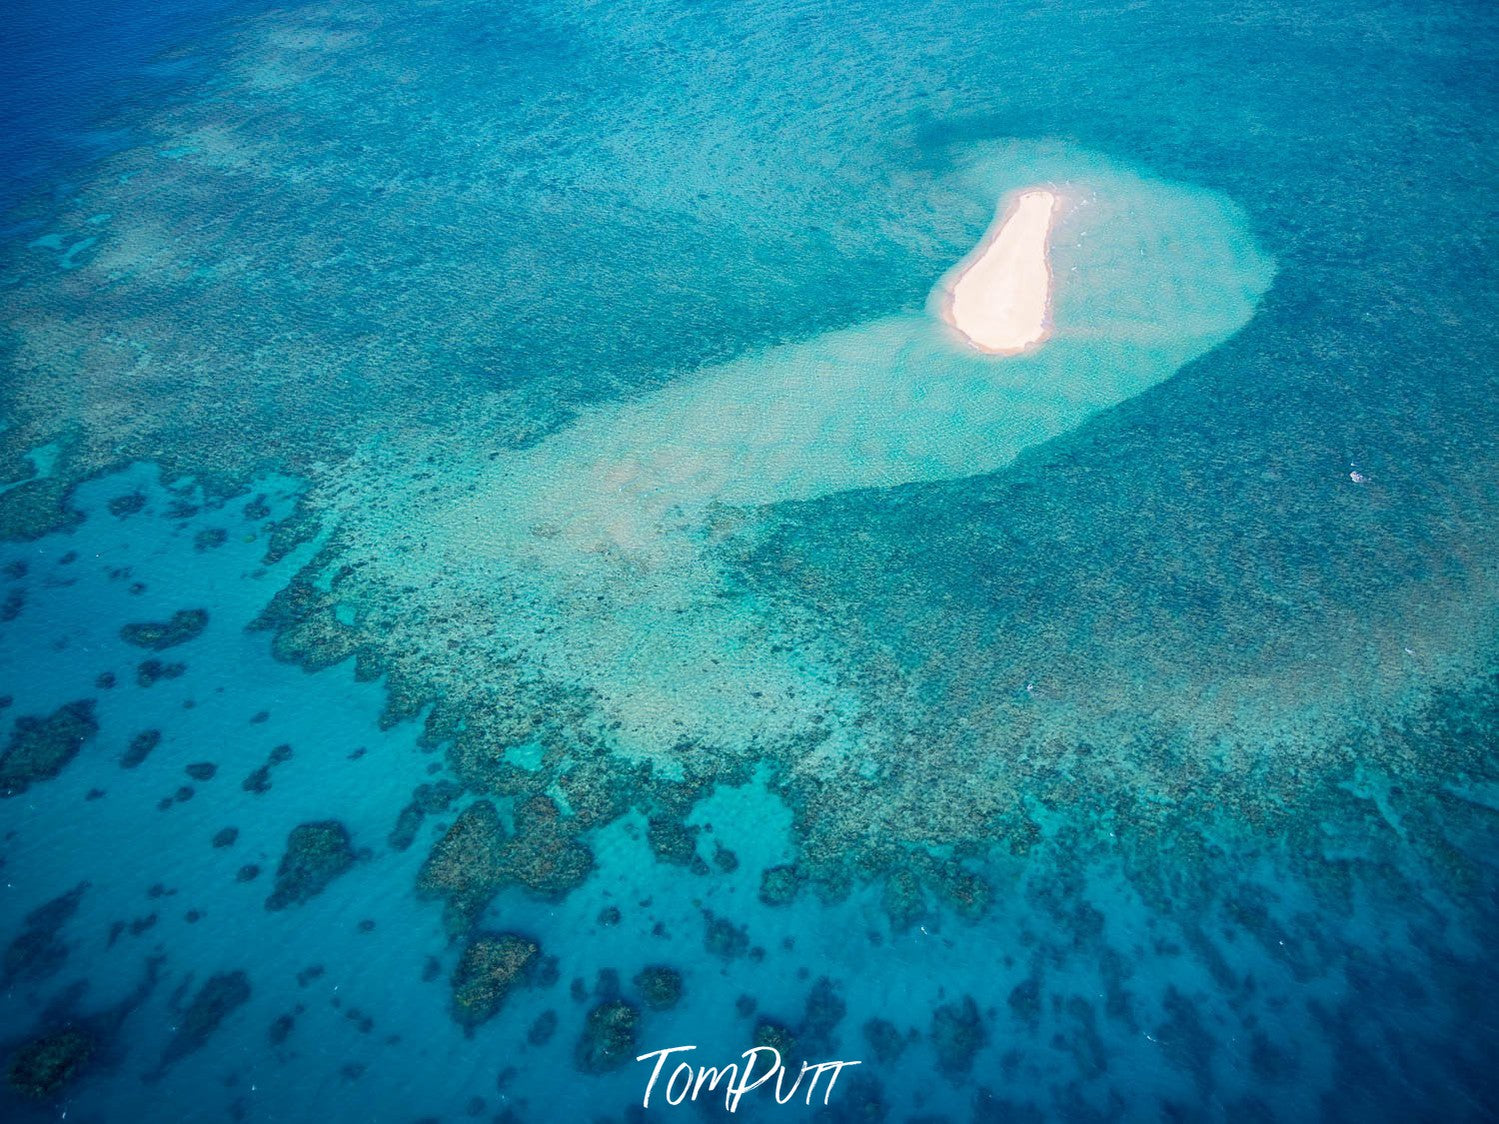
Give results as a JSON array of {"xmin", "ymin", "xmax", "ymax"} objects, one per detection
[{"xmin": 941, "ymin": 187, "xmax": 1059, "ymax": 354}]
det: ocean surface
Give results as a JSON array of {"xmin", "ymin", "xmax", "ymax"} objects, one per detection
[{"xmin": 1, "ymin": 0, "xmax": 1496, "ymax": 1120}]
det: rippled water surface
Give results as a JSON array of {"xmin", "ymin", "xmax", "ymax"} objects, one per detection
[{"xmin": 1, "ymin": 0, "xmax": 1496, "ymax": 1120}]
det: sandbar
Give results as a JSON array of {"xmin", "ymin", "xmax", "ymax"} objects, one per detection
[{"xmin": 940, "ymin": 188, "xmax": 1059, "ymax": 355}]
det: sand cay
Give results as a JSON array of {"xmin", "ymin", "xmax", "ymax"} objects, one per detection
[
  {"xmin": 384, "ymin": 146, "xmax": 1275, "ymax": 753},
  {"xmin": 426, "ymin": 149, "xmax": 1275, "ymax": 576},
  {"xmin": 942, "ymin": 188, "xmax": 1059, "ymax": 355}
]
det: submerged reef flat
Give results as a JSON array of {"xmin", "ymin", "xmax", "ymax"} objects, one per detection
[
  {"xmin": 0, "ymin": 0, "xmax": 1491, "ymax": 884},
  {"xmin": 0, "ymin": 0, "xmax": 1474, "ymax": 938},
  {"xmin": 0, "ymin": 0, "xmax": 1496, "ymax": 1117}
]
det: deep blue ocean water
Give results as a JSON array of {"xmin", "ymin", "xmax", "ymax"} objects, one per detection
[
  {"xmin": 1, "ymin": 0, "xmax": 1496, "ymax": 1121},
  {"xmin": 0, "ymin": 0, "xmax": 279, "ymax": 215}
]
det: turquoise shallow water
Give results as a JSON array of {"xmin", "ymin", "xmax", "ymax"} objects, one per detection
[{"xmin": 1, "ymin": 0, "xmax": 1497, "ymax": 1120}]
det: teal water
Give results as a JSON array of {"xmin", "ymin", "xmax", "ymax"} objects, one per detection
[{"xmin": 1, "ymin": 0, "xmax": 1497, "ymax": 1120}]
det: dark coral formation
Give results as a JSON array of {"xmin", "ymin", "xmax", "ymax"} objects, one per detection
[
  {"xmin": 503, "ymin": 795, "xmax": 594, "ymax": 900},
  {"xmin": 646, "ymin": 814, "xmax": 705, "ymax": 872},
  {"xmin": 149, "ymin": 970, "xmax": 251, "ymax": 1079},
  {"xmin": 119, "ymin": 608, "xmax": 209, "ymax": 651},
  {"xmin": 0, "ymin": 700, "xmax": 98, "ymax": 796},
  {"xmin": 633, "ymin": 966, "xmax": 683, "ymax": 1011},
  {"xmin": 2, "ymin": 883, "xmax": 87, "ymax": 988},
  {"xmin": 120, "ymin": 729, "xmax": 160, "ymax": 769},
  {"xmin": 526, "ymin": 1010, "xmax": 558, "ymax": 1047},
  {"xmin": 241, "ymin": 743, "xmax": 293, "ymax": 795},
  {"xmin": 388, "ymin": 780, "xmax": 464, "ymax": 852},
  {"xmin": 265, "ymin": 821, "xmax": 357, "ymax": 911},
  {"xmin": 5, "ymin": 1027, "xmax": 94, "ymax": 1099},
  {"xmin": 574, "ymin": 999, "xmax": 639, "ymax": 1074},
  {"xmin": 712, "ymin": 841, "xmax": 740, "ymax": 873},
  {"xmin": 930, "ymin": 996, "xmax": 986, "ymax": 1078},
  {"xmin": 417, "ymin": 800, "xmax": 507, "ymax": 937},
  {"xmin": 268, "ymin": 1011, "xmax": 297, "ymax": 1045},
  {"xmin": 2, "ymin": 954, "xmax": 161, "ymax": 1102},
  {"xmin": 880, "ymin": 868, "xmax": 927, "ymax": 934},
  {"xmin": 862, "ymin": 1018, "xmax": 907, "ymax": 1065},
  {"xmin": 416, "ymin": 797, "xmax": 593, "ymax": 938},
  {"xmin": 748, "ymin": 978, "xmax": 847, "ymax": 1069},
  {"xmin": 798, "ymin": 977, "xmax": 847, "ymax": 1059},
  {"xmin": 752, "ymin": 1018, "xmax": 798, "ymax": 1063},
  {"xmin": 0, "ymin": 478, "xmax": 83, "ymax": 542},
  {"xmin": 262, "ymin": 507, "xmax": 323, "ymax": 567},
  {"xmin": 759, "ymin": 864, "xmax": 803, "ymax": 907},
  {"xmin": 449, "ymin": 932, "xmax": 541, "ymax": 1032},
  {"xmin": 135, "ymin": 659, "xmax": 185, "ymax": 687},
  {"xmin": 703, "ymin": 912, "xmax": 750, "ymax": 959},
  {"xmin": 107, "ymin": 491, "xmax": 147, "ymax": 517}
]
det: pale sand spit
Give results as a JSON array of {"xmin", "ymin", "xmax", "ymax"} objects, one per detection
[{"xmin": 940, "ymin": 187, "xmax": 1059, "ymax": 355}]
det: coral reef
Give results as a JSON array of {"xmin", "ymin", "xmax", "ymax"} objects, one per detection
[
  {"xmin": 633, "ymin": 966, "xmax": 683, "ymax": 1011},
  {"xmin": 120, "ymin": 729, "xmax": 160, "ymax": 769},
  {"xmin": 148, "ymin": 970, "xmax": 251, "ymax": 1079},
  {"xmin": 241, "ymin": 744, "xmax": 293, "ymax": 795},
  {"xmin": 135, "ymin": 659, "xmax": 185, "ymax": 687},
  {"xmin": 702, "ymin": 912, "xmax": 750, "ymax": 959},
  {"xmin": 879, "ymin": 868, "xmax": 927, "ymax": 934},
  {"xmin": 646, "ymin": 814, "xmax": 705, "ymax": 872},
  {"xmin": 503, "ymin": 796, "xmax": 594, "ymax": 900},
  {"xmin": 752, "ymin": 1018, "xmax": 798, "ymax": 1063},
  {"xmin": 5, "ymin": 1027, "xmax": 94, "ymax": 1099},
  {"xmin": 862, "ymin": 1018, "xmax": 907, "ymax": 1065},
  {"xmin": 2, "ymin": 883, "xmax": 88, "ymax": 988},
  {"xmin": 798, "ymin": 977, "xmax": 847, "ymax": 1059},
  {"xmin": 119, "ymin": 608, "xmax": 209, "ymax": 651},
  {"xmin": 1, "ymin": 955, "xmax": 162, "ymax": 1102},
  {"xmin": 573, "ymin": 1000, "xmax": 639, "ymax": 1074},
  {"xmin": 107, "ymin": 492, "xmax": 146, "ymax": 517},
  {"xmin": 758, "ymin": 864, "xmax": 803, "ymax": 907},
  {"xmin": 0, "ymin": 700, "xmax": 98, "ymax": 796},
  {"xmin": 265, "ymin": 821, "xmax": 357, "ymax": 911},
  {"xmin": 416, "ymin": 797, "xmax": 593, "ymax": 938},
  {"xmin": 526, "ymin": 1010, "xmax": 558, "ymax": 1047},
  {"xmin": 268, "ymin": 1011, "xmax": 296, "ymax": 1045},
  {"xmin": 388, "ymin": 780, "xmax": 463, "ymax": 851},
  {"xmin": 416, "ymin": 800, "xmax": 507, "ymax": 938},
  {"xmin": 449, "ymin": 932, "xmax": 541, "ymax": 1032},
  {"xmin": 930, "ymin": 996, "xmax": 986, "ymax": 1078}
]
